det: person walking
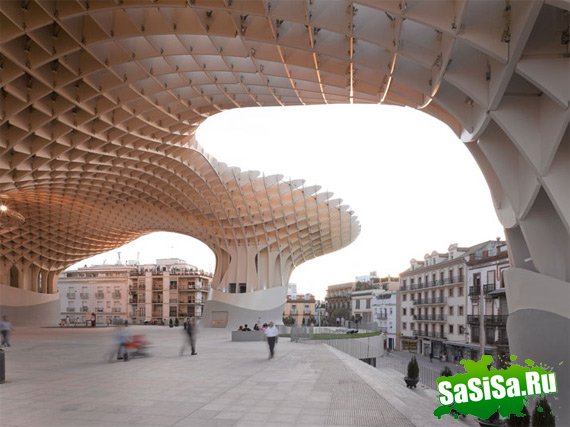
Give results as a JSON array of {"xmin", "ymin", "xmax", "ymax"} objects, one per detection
[
  {"xmin": 0, "ymin": 315, "xmax": 13, "ymax": 347},
  {"xmin": 180, "ymin": 317, "xmax": 197, "ymax": 356},
  {"xmin": 112, "ymin": 321, "xmax": 130, "ymax": 361},
  {"xmin": 264, "ymin": 321, "xmax": 279, "ymax": 359}
]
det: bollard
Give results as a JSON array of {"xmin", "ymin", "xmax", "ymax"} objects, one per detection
[{"xmin": 0, "ymin": 349, "xmax": 5, "ymax": 384}]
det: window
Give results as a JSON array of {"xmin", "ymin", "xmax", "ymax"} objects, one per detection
[
  {"xmin": 487, "ymin": 270, "xmax": 496, "ymax": 285},
  {"xmin": 239, "ymin": 283, "xmax": 246, "ymax": 293},
  {"xmin": 459, "ymin": 306, "xmax": 464, "ymax": 316},
  {"xmin": 459, "ymin": 286, "xmax": 464, "ymax": 296},
  {"xmin": 473, "ymin": 273, "xmax": 481, "ymax": 286},
  {"xmin": 229, "ymin": 283, "xmax": 236, "ymax": 293},
  {"xmin": 411, "ymin": 308, "xmax": 415, "ymax": 316},
  {"xmin": 366, "ymin": 299, "xmax": 371, "ymax": 309},
  {"xmin": 402, "ymin": 294, "xmax": 407, "ymax": 301},
  {"xmin": 449, "ymin": 324, "xmax": 454, "ymax": 334},
  {"xmin": 355, "ymin": 300, "xmax": 360, "ymax": 309},
  {"xmin": 459, "ymin": 325, "xmax": 465, "ymax": 335},
  {"xmin": 410, "ymin": 322, "xmax": 414, "ymax": 330},
  {"xmin": 9, "ymin": 266, "xmax": 18, "ymax": 288},
  {"xmin": 449, "ymin": 306, "xmax": 454, "ymax": 315},
  {"xmin": 403, "ymin": 322, "xmax": 407, "ymax": 329},
  {"xmin": 403, "ymin": 308, "xmax": 407, "ymax": 316},
  {"xmin": 459, "ymin": 267, "xmax": 464, "ymax": 280},
  {"xmin": 449, "ymin": 287, "xmax": 454, "ymax": 297},
  {"xmin": 403, "ymin": 279, "xmax": 407, "ymax": 286}
]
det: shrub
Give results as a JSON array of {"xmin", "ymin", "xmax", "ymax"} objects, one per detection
[
  {"xmin": 407, "ymin": 356, "xmax": 419, "ymax": 379},
  {"xmin": 508, "ymin": 406, "xmax": 530, "ymax": 427},
  {"xmin": 532, "ymin": 397, "xmax": 555, "ymax": 426}
]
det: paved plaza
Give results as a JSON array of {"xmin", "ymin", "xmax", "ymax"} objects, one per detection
[{"xmin": 0, "ymin": 326, "xmax": 477, "ymax": 427}]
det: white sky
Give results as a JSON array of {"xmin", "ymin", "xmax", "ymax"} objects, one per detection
[{"xmin": 72, "ymin": 105, "xmax": 504, "ymax": 300}]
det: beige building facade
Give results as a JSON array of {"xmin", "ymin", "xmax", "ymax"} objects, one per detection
[
  {"xmin": 283, "ymin": 294, "xmax": 316, "ymax": 326},
  {"xmin": 129, "ymin": 259, "xmax": 211, "ymax": 324}
]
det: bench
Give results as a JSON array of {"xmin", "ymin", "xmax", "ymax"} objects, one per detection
[{"xmin": 231, "ymin": 331, "xmax": 266, "ymax": 342}]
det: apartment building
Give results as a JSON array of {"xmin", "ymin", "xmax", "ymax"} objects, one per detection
[
  {"xmin": 466, "ymin": 241, "xmax": 510, "ymax": 364},
  {"xmin": 129, "ymin": 258, "xmax": 212, "ymax": 324},
  {"xmin": 399, "ymin": 240, "xmax": 507, "ymax": 362},
  {"xmin": 57, "ymin": 265, "xmax": 133, "ymax": 325},
  {"xmin": 283, "ymin": 293, "xmax": 316, "ymax": 326},
  {"xmin": 325, "ymin": 282, "xmax": 355, "ymax": 325},
  {"xmin": 371, "ymin": 289, "xmax": 398, "ymax": 350}
]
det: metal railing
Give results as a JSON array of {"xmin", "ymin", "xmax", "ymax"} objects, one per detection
[
  {"xmin": 469, "ymin": 287, "xmax": 480, "ymax": 296},
  {"xmin": 413, "ymin": 297, "xmax": 446, "ymax": 305},
  {"xmin": 66, "ymin": 293, "xmax": 76, "ymax": 299},
  {"xmin": 95, "ymin": 292, "xmax": 104, "ymax": 299},
  {"xmin": 413, "ymin": 314, "xmax": 446, "ymax": 322},
  {"xmin": 80, "ymin": 293, "xmax": 89, "ymax": 299},
  {"xmin": 483, "ymin": 283, "xmax": 496, "ymax": 293}
]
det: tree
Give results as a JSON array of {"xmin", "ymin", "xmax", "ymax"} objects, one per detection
[
  {"xmin": 282, "ymin": 316, "xmax": 295, "ymax": 326},
  {"xmin": 508, "ymin": 406, "xmax": 530, "ymax": 427},
  {"xmin": 532, "ymin": 397, "xmax": 555, "ymax": 426},
  {"xmin": 407, "ymin": 356, "xmax": 419, "ymax": 379}
]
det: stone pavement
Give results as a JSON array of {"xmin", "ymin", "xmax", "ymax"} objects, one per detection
[{"xmin": 0, "ymin": 326, "xmax": 477, "ymax": 427}]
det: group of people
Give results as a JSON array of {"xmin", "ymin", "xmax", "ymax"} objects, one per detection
[{"xmin": 236, "ymin": 321, "xmax": 280, "ymax": 359}]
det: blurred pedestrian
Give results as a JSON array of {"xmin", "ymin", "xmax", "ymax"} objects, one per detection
[
  {"xmin": 111, "ymin": 320, "xmax": 130, "ymax": 361},
  {"xmin": 0, "ymin": 315, "xmax": 13, "ymax": 347},
  {"xmin": 264, "ymin": 321, "xmax": 279, "ymax": 359},
  {"xmin": 180, "ymin": 317, "xmax": 197, "ymax": 356}
]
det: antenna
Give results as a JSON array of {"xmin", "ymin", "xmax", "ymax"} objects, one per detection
[{"xmin": 117, "ymin": 251, "xmax": 121, "ymax": 265}]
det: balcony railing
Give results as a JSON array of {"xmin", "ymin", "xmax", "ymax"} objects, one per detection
[
  {"xmin": 376, "ymin": 314, "xmax": 389, "ymax": 320},
  {"xmin": 483, "ymin": 283, "xmax": 496, "ymax": 294},
  {"xmin": 469, "ymin": 287, "xmax": 480, "ymax": 297},
  {"xmin": 80, "ymin": 293, "xmax": 89, "ymax": 299},
  {"xmin": 66, "ymin": 293, "xmax": 76, "ymax": 299},
  {"xmin": 66, "ymin": 307, "xmax": 76, "ymax": 312},
  {"xmin": 112, "ymin": 292, "xmax": 121, "ymax": 299},
  {"xmin": 467, "ymin": 315, "xmax": 480, "ymax": 324},
  {"xmin": 112, "ymin": 308, "xmax": 122, "ymax": 313},
  {"xmin": 413, "ymin": 330, "xmax": 447, "ymax": 340},
  {"xmin": 96, "ymin": 308, "xmax": 104, "ymax": 313},
  {"xmin": 413, "ymin": 297, "xmax": 446, "ymax": 305},
  {"xmin": 485, "ymin": 315, "xmax": 507, "ymax": 326},
  {"xmin": 95, "ymin": 292, "xmax": 104, "ymax": 299},
  {"xmin": 80, "ymin": 307, "xmax": 89, "ymax": 312},
  {"xmin": 413, "ymin": 314, "xmax": 447, "ymax": 322}
]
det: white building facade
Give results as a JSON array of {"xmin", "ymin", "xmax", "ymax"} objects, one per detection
[
  {"xmin": 371, "ymin": 289, "xmax": 398, "ymax": 350},
  {"xmin": 57, "ymin": 265, "xmax": 132, "ymax": 325}
]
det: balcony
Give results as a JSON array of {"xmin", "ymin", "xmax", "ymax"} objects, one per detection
[
  {"xmin": 483, "ymin": 283, "xmax": 496, "ymax": 294},
  {"xmin": 413, "ymin": 330, "xmax": 447, "ymax": 340},
  {"xmin": 80, "ymin": 293, "xmax": 89, "ymax": 299},
  {"xmin": 485, "ymin": 315, "xmax": 507, "ymax": 326},
  {"xmin": 112, "ymin": 308, "xmax": 122, "ymax": 313},
  {"xmin": 467, "ymin": 315, "xmax": 480, "ymax": 324},
  {"xmin": 376, "ymin": 314, "xmax": 389, "ymax": 320},
  {"xmin": 469, "ymin": 287, "xmax": 480, "ymax": 297},
  {"xmin": 96, "ymin": 308, "xmax": 104, "ymax": 313},
  {"xmin": 413, "ymin": 314, "xmax": 447, "ymax": 322},
  {"xmin": 95, "ymin": 292, "xmax": 104, "ymax": 299},
  {"xmin": 66, "ymin": 293, "xmax": 76, "ymax": 299},
  {"xmin": 112, "ymin": 291, "xmax": 121, "ymax": 299},
  {"xmin": 66, "ymin": 307, "xmax": 76, "ymax": 312},
  {"xmin": 413, "ymin": 297, "xmax": 446, "ymax": 305},
  {"xmin": 80, "ymin": 307, "xmax": 89, "ymax": 312}
]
